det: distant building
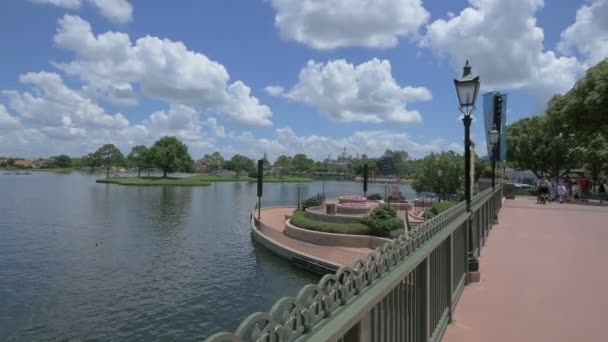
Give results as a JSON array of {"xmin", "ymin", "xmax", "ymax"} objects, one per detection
[
  {"xmin": 6, "ymin": 157, "xmax": 46, "ymax": 169},
  {"xmin": 13, "ymin": 159, "xmax": 35, "ymax": 168},
  {"xmin": 324, "ymin": 147, "xmax": 353, "ymax": 167},
  {"xmin": 377, "ymin": 150, "xmax": 397, "ymax": 175}
]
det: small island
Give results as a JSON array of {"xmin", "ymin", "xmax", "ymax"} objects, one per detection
[{"xmin": 89, "ymin": 137, "xmax": 313, "ymax": 186}]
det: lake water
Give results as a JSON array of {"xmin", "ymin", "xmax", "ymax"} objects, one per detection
[{"xmin": 0, "ymin": 172, "xmax": 415, "ymax": 341}]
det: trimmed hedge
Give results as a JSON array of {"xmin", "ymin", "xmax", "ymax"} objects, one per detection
[{"xmin": 291, "ymin": 210, "xmax": 370, "ymax": 235}]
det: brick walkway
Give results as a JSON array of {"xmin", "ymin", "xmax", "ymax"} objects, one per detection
[
  {"xmin": 257, "ymin": 207, "xmax": 373, "ymax": 267},
  {"xmin": 444, "ymin": 197, "xmax": 608, "ymax": 342}
]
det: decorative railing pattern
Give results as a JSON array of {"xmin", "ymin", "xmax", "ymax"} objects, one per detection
[{"xmin": 208, "ymin": 186, "xmax": 502, "ymax": 342}]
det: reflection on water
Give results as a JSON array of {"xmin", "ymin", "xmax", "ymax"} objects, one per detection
[{"xmin": 0, "ymin": 173, "xmax": 414, "ymax": 341}]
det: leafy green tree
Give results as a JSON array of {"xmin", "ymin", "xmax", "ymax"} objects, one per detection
[
  {"xmin": 547, "ymin": 58, "xmax": 608, "ymax": 133},
  {"xmin": 225, "ymin": 154, "xmax": 254, "ymax": 178},
  {"xmin": 274, "ymin": 155, "xmax": 292, "ymax": 170},
  {"xmin": 203, "ymin": 151, "xmax": 225, "ymax": 172},
  {"xmin": 506, "ymin": 116, "xmax": 580, "ymax": 179},
  {"xmin": 578, "ymin": 134, "xmax": 608, "ymax": 183},
  {"xmin": 83, "ymin": 153, "xmax": 101, "ymax": 172},
  {"xmin": 94, "ymin": 144, "xmax": 124, "ymax": 178},
  {"xmin": 412, "ymin": 152, "xmax": 463, "ymax": 195},
  {"xmin": 149, "ymin": 136, "xmax": 193, "ymax": 178},
  {"xmin": 292, "ymin": 153, "xmax": 314, "ymax": 173},
  {"xmin": 51, "ymin": 154, "xmax": 72, "ymax": 168},
  {"xmin": 128, "ymin": 145, "xmax": 150, "ymax": 177}
]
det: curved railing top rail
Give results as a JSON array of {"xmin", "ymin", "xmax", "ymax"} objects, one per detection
[{"xmin": 206, "ymin": 186, "xmax": 501, "ymax": 342}]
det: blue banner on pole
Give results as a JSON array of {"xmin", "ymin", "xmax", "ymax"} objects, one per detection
[{"xmin": 482, "ymin": 92, "xmax": 507, "ymax": 161}]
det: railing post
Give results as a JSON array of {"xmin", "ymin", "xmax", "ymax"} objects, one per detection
[
  {"xmin": 424, "ymin": 256, "xmax": 431, "ymax": 342},
  {"xmin": 448, "ymin": 233, "xmax": 454, "ymax": 323}
]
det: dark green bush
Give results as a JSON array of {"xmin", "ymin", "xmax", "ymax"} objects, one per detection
[
  {"xmin": 423, "ymin": 201, "xmax": 457, "ymax": 219},
  {"xmin": 367, "ymin": 193, "xmax": 383, "ymax": 200},
  {"xmin": 370, "ymin": 206, "xmax": 397, "ymax": 220},
  {"xmin": 360, "ymin": 206, "xmax": 404, "ymax": 237},
  {"xmin": 301, "ymin": 193, "xmax": 325, "ymax": 209}
]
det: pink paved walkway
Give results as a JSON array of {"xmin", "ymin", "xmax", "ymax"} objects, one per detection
[
  {"xmin": 257, "ymin": 207, "xmax": 373, "ymax": 267},
  {"xmin": 444, "ymin": 197, "xmax": 608, "ymax": 342}
]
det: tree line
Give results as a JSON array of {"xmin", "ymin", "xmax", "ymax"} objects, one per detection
[
  {"xmin": 86, "ymin": 136, "xmax": 193, "ymax": 178},
  {"xmin": 507, "ymin": 58, "xmax": 608, "ymax": 182},
  {"xmin": 197, "ymin": 149, "xmax": 422, "ymax": 179}
]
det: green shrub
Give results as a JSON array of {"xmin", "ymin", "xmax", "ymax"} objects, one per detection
[
  {"xmin": 367, "ymin": 193, "xmax": 383, "ymax": 200},
  {"xmin": 422, "ymin": 201, "xmax": 457, "ymax": 220},
  {"xmin": 301, "ymin": 193, "xmax": 325, "ymax": 209},
  {"xmin": 369, "ymin": 206, "xmax": 397, "ymax": 220},
  {"xmin": 360, "ymin": 206, "xmax": 404, "ymax": 237}
]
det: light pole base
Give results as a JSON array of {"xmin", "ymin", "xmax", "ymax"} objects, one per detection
[
  {"xmin": 468, "ymin": 271, "xmax": 481, "ymax": 283},
  {"xmin": 467, "ymin": 255, "xmax": 480, "ymax": 283}
]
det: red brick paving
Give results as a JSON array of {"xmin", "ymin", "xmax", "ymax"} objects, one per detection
[
  {"xmin": 443, "ymin": 197, "xmax": 608, "ymax": 342},
  {"xmin": 257, "ymin": 207, "xmax": 372, "ymax": 267}
]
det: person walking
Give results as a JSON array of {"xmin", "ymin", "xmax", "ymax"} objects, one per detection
[
  {"xmin": 564, "ymin": 176, "xmax": 572, "ymax": 202},
  {"xmin": 599, "ymin": 178, "xmax": 607, "ymax": 205},
  {"xmin": 580, "ymin": 175, "xmax": 591, "ymax": 202},
  {"xmin": 558, "ymin": 182, "xmax": 567, "ymax": 204}
]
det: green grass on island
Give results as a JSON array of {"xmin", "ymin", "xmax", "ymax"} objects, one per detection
[
  {"xmin": 174, "ymin": 174, "xmax": 313, "ymax": 182},
  {"xmin": 96, "ymin": 176, "xmax": 212, "ymax": 186},
  {"xmin": 193, "ymin": 174, "xmax": 252, "ymax": 182},
  {"xmin": 258, "ymin": 176, "xmax": 314, "ymax": 182},
  {"xmin": 189, "ymin": 174, "xmax": 313, "ymax": 182},
  {"xmin": 96, "ymin": 174, "xmax": 314, "ymax": 186}
]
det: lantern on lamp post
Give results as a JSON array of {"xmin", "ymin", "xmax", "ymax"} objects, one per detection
[{"xmin": 489, "ymin": 124, "xmax": 500, "ymax": 190}]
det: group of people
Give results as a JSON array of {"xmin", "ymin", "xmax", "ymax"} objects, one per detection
[{"xmin": 536, "ymin": 175, "xmax": 607, "ymax": 204}]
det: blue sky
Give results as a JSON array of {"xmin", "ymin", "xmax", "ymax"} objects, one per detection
[{"xmin": 0, "ymin": 0, "xmax": 605, "ymax": 160}]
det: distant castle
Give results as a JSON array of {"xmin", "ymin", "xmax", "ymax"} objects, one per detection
[{"xmin": 324, "ymin": 147, "xmax": 358, "ymax": 166}]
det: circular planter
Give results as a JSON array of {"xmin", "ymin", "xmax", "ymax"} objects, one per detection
[
  {"xmin": 380, "ymin": 201, "xmax": 412, "ymax": 210},
  {"xmin": 338, "ymin": 195, "xmax": 367, "ymax": 204},
  {"xmin": 337, "ymin": 202, "xmax": 371, "ymax": 215}
]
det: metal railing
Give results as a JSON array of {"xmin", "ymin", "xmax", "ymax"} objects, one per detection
[{"xmin": 207, "ymin": 186, "xmax": 503, "ymax": 342}]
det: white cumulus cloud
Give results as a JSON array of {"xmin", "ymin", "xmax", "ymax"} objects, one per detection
[
  {"xmin": 264, "ymin": 85, "xmax": 285, "ymax": 96},
  {"xmin": 422, "ymin": 0, "xmax": 584, "ymax": 106},
  {"xmin": 222, "ymin": 127, "xmax": 457, "ymax": 161},
  {"xmin": 279, "ymin": 59, "xmax": 431, "ymax": 124},
  {"xmin": 52, "ymin": 15, "xmax": 272, "ymax": 126},
  {"xmin": 0, "ymin": 105, "xmax": 21, "ymax": 130},
  {"xmin": 269, "ymin": 0, "xmax": 429, "ymax": 49},
  {"xmin": 3, "ymin": 71, "xmax": 129, "ymax": 130},
  {"xmin": 558, "ymin": 0, "xmax": 608, "ymax": 66}
]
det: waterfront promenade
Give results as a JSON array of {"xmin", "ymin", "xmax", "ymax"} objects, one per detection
[{"xmin": 444, "ymin": 196, "xmax": 608, "ymax": 342}]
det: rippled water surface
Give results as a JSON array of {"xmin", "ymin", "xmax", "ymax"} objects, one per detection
[{"xmin": 0, "ymin": 173, "xmax": 414, "ymax": 341}]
